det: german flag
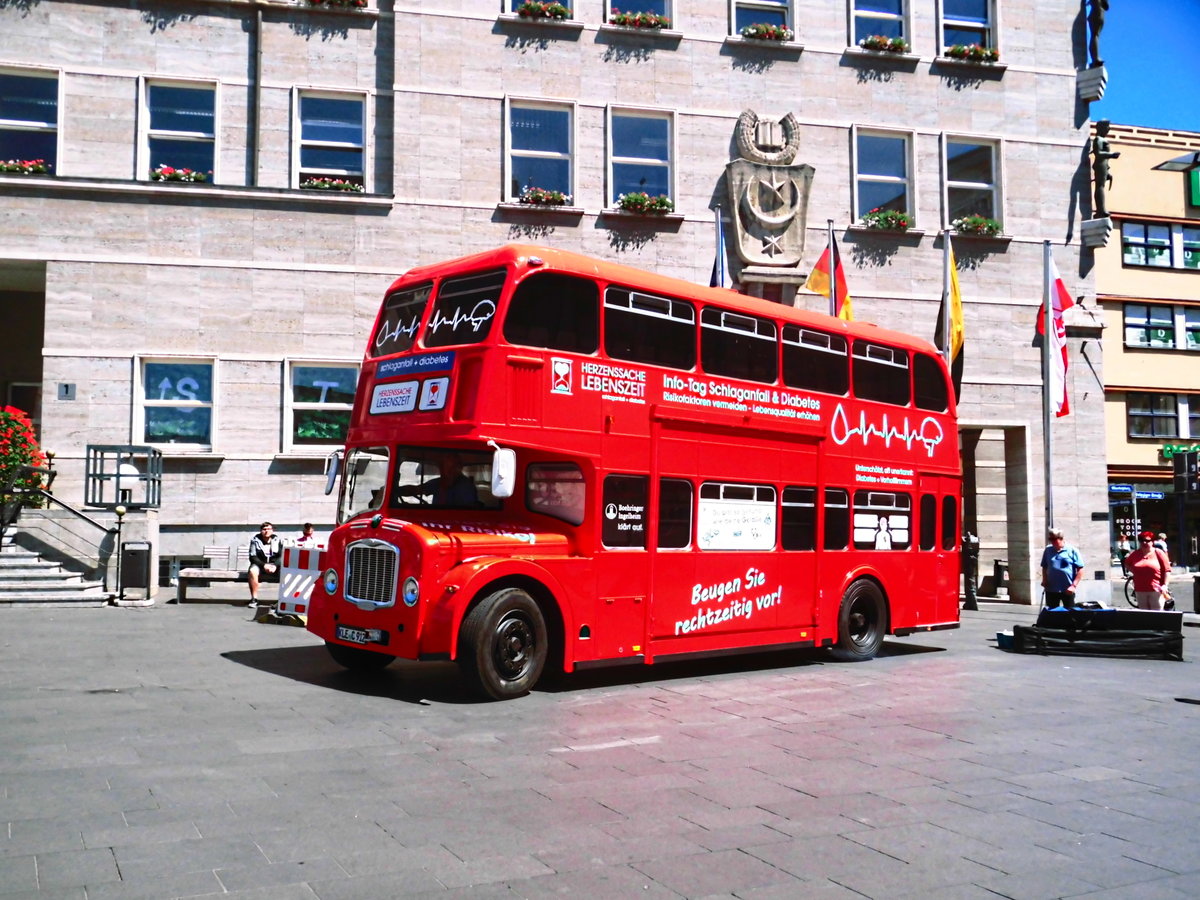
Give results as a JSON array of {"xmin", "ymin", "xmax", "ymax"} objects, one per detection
[{"xmin": 804, "ymin": 233, "xmax": 853, "ymax": 321}]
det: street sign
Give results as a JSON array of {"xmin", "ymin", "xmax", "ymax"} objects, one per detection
[
  {"xmin": 1109, "ymin": 484, "xmax": 1133, "ymax": 494},
  {"xmin": 1135, "ymin": 491, "xmax": 1165, "ymax": 500}
]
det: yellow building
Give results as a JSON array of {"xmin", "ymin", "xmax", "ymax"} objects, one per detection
[{"xmin": 1098, "ymin": 124, "xmax": 1200, "ymax": 568}]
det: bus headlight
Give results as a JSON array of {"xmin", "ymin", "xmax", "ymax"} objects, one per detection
[
  {"xmin": 402, "ymin": 577, "xmax": 419, "ymax": 607},
  {"xmin": 323, "ymin": 569, "xmax": 338, "ymax": 594}
]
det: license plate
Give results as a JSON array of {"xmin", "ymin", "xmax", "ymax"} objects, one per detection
[{"xmin": 336, "ymin": 624, "xmax": 385, "ymax": 645}]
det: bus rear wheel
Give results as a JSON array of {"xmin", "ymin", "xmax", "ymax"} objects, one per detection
[
  {"xmin": 325, "ymin": 641, "xmax": 396, "ymax": 672},
  {"xmin": 459, "ymin": 588, "xmax": 548, "ymax": 700},
  {"xmin": 830, "ymin": 580, "xmax": 887, "ymax": 662}
]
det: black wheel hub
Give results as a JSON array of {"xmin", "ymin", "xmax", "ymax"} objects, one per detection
[{"xmin": 494, "ymin": 614, "xmax": 533, "ymax": 679}]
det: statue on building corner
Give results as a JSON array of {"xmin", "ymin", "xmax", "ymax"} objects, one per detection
[
  {"xmin": 1087, "ymin": 0, "xmax": 1108, "ymax": 68},
  {"xmin": 1091, "ymin": 119, "xmax": 1119, "ymax": 218}
]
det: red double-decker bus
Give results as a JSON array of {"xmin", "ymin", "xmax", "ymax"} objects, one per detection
[{"xmin": 308, "ymin": 245, "xmax": 960, "ymax": 699}]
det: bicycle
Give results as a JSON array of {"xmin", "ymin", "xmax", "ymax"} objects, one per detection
[{"xmin": 1123, "ymin": 571, "xmax": 1136, "ymax": 607}]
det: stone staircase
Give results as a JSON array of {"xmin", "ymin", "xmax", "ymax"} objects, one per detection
[{"xmin": 0, "ymin": 531, "xmax": 111, "ymax": 607}]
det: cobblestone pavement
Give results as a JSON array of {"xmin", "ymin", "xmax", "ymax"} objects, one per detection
[{"xmin": 2, "ymin": 600, "xmax": 1200, "ymax": 899}]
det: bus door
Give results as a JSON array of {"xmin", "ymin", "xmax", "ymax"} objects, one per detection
[
  {"xmin": 916, "ymin": 475, "xmax": 960, "ymax": 624},
  {"xmin": 594, "ymin": 473, "xmax": 650, "ymax": 661}
]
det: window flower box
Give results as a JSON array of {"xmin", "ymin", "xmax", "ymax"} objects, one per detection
[
  {"xmin": 944, "ymin": 43, "xmax": 999, "ymax": 63},
  {"xmin": 516, "ymin": 1, "xmax": 571, "ymax": 19},
  {"xmin": 615, "ymin": 192, "xmax": 674, "ymax": 215},
  {"xmin": 518, "ymin": 186, "xmax": 572, "ymax": 206},
  {"xmin": 952, "ymin": 214, "xmax": 1002, "ymax": 237},
  {"xmin": 300, "ymin": 177, "xmax": 365, "ymax": 193},
  {"xmin": 858, "ymin": 34, "xmax": 909, "ymax": 53},
  {"xmin": 304, "ymin": 0, "xmax": 368, "ymax": 7},
  {"xmin": 740, "ymin": 23, "xmax": 794, "ymax": 41},
  {"xmin": 1, "ymin": 159, "xmax": 52, "ymax": 175},
  {"xmin": 861, "ymin": 207, "xmax": 912, "ymax": 232},
  {"xmin": 610, "ymin": 9, "xmax": 670, "ymax": 29},
  {"xmin": 150, "ymin": 165, "xmax": 210, "ymax": 183}
]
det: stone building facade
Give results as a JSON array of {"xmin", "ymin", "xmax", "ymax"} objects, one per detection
[{"xmin": 0, "ymin": 0, "xmax": 1108, "ymax": 601}]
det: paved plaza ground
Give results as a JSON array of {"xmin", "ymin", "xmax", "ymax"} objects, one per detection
[{"xmin": 2, "ymin": 595, "xmax": 1200, "ymax": 899}]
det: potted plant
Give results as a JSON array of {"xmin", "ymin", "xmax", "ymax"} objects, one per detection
[
  {"xmin": 0, "ymin": 159, "xmax": 51, "ymax": 175},
  {"xmin": 305, "ymin": 0, "xmax": 368, "ymax": 7},
  {"xmin": 616, "ymin": 192, "xmax": 674, "ymax": 214},
  {"xmin": 0, "ymin": 406, "xmax": 46, "ymax": 512},
  {"xmin": 945, "ymin": 43, "xmax": 999, "ymax": 63},
  {"xmin": 150, "ymin": 165, "xmax": 210, "ymax": 183},
  {"xmin": 516, "ymin": 1, "xmax": 571, "ymax": 19},
  {"xmin": 739, "ymin": 23, "xmax": 794, "ymax": 41},
  {"xmin": 518, "ymin": 186, "xmax": 572, "ymax": 206},
  {"xmin": 300, "ymin": 177, "xmax": 365, "ymax": 192},
  {"xmin": 610, "ymin": 9, "xmax": 670, "ymax": 29},
  {"xmin": 952, "ymin": 214, "xmax": 1002, "ymax": 236},
  {"xmin": 858, "ymin": 34, "xmax": 910, "ymax": 53},
  {"xmin": 861, "ymin": 207, "xmax": 912, "ymax": 231}
]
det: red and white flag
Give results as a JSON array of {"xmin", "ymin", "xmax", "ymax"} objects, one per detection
[{"xmin": 1039, "ymin": 256, "xmax": 1074, "ymax": 417}]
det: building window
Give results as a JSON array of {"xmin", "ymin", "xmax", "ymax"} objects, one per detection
[
  {"xmin": 733, "ymin": 0, "xmax": 791, "ymax": 32},
  {"xmin": 144, "ymin": 81, "xmax": 215, "ymax": 180},
  {"xmin": 608, "ymin": 0, "xmax": 670, "ymax": 20},
  {"xmin": 0, "ymin": 70, "xmax": 58, "ymax": 172},
  {"xmin": 506, "ymin": 100, "xmax": 572, "ymax": 202},
  {"xmin": 609, "ymin": 109, "xmax": 672, "ymax": 205},
  {"xmin": 942, "ymin": 0, "xmax": 993, "ymax": 49},
  {"xmin": 296, "ymin": 92, "xmax": 365, "ymax": 190},
  {"xmin": 1121, "ymin": 222, "xmax": 1172, "ymax": 268},
  {"xmin": 1186, "ymin": 308, "xmax": 1200, "ymax": 351},
  {"xmin": 945, "ymin": 137, "xmax": 998, "ymax": 223},
  {"xmin": 140, "ymin": 359, "xmax": 215, "ymax": 447},
  {"xmin": 854, "ymin": 130, "xmax": 911, "ymax": 221},
  {"xmin": 287, "ymin": 362, "xmax": 357, "ymax": 449},
  {"xmin": 1185, "ymin": 227, "xmax": 1200, "ymax": 269},
  {"xmin": 853, "ymin": 0, "xmax": 905, "ymax": 43},
  {"xmin": 1127, "ymin": 393, "xmax": 1178, "ymax": 439},
  {"xmin": 1123, "ymin": 304, "xmax": 1175, "ymax": 349}
]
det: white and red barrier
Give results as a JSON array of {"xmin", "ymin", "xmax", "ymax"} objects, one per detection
[{"xmin": 277, "ymin": 545, "xmax": 324, "ymax": 617}]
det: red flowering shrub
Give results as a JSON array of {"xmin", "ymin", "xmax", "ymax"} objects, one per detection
[{"xmin": 0, "ymin": 406, "xmax": 45, "ymax": 509}]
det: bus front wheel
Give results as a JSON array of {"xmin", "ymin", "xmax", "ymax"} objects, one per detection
[
  {"xmin": 459, "ymin": 588, "xmax": 548, "ymax": 700},
  {"xmin": 830, "ymin": 580, "xmax": 886, "ymax": 662},
  {"xmin": 325, "ymin": 641, "xmax": 396, "ymax": 672}
]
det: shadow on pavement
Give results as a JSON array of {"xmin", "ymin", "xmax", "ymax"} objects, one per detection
[{"xmin": 223, "ymin": 636, "xmax": 947, "ymax": 703}]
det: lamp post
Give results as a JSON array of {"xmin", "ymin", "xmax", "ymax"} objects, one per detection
[{"xmin": 113, "ymin": 504, "xmax": 126, "ymax": 602}]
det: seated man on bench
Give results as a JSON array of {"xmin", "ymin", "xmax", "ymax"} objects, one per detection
[{"xmin": 247, "ymin": 521, "xmax": 283, "ymax": 608}]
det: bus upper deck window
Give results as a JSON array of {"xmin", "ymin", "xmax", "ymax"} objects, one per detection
[
  {"xmin": 504, "ymin": 273, "xmax": 599, "ymax": 354},
  {"xmin": 604, "ymin": 287, "xmax": 696, "ymax": 370},
  {"xmin": 782, "ymin": 326, "xmax": 848, "ymax": 396},
  {"xmin": 914, "ymin": 353, "xmax": 950, "ymax": 411},
  {"xmin": 700, "ymin": 307, "xmax": 777, "ymax": 384},
  {"xmin": 373, "ymin": 283, "xmax": 431, "ymax": 357},
  {"xmin": 424, "ymin": 269, "xmax": 506, "ymax": 348},
  {"xmin": 852, "ymin": 340, "xmax": 910, "ymax": 406}
]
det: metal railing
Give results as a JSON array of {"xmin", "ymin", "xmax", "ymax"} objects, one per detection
[{"xmin": 1, "ymin": 463, "xmax": 117, "ymax": 591}]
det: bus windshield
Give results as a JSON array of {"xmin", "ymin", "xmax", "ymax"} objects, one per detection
[
  {"xmin": 339, "ymin": 446, "xmax": 390, "ymax": 523},
  {"xmin": 392, "ymin": 446, "xmax": 500, "ymax": 510}
]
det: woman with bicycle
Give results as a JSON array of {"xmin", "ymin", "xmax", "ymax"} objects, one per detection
[{"xmin": 1125, "ymin": 531, "xmax": 1171, "ymax": 610}]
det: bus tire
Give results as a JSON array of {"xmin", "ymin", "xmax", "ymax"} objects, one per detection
[
  {"xmin": 325, "ymin": 641, "xmax": 396, "ymax": 672},
  {"xmin": 459, "ymin": 587, "xmax": 547, "ymax": 700},
  {"xmin": 829, "ymin": 580, "xmax": 887, "ymax": 662}
]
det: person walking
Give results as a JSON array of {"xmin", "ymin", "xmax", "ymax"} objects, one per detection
[
  {"xmin": 1040, "ymin": 528, "xmax": 1084, "ymax": 608},
  {"xmin": 1125, "ymin": 531, "xmax": 1171, "ymax": 611}
]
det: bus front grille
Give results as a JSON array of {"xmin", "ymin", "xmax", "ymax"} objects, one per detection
[{"xmin": 345, "ymin": 541, "xmax": 398, "ymax": 607}]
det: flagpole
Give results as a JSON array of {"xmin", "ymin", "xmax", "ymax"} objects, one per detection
[
  {"xmin": 1042, "ymin": 240, "xmax": 1054, "ymax": 531},
  {"xmin": 826, "ymin": 218, "xmax": 836, "ymax": 317},
  {"xmin": 942, "ymin": 232, "xmax": 951, "ymax": 366}
]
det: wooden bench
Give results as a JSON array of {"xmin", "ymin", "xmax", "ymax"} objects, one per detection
[{"xmin": 175, "ymin": 545, "xmax": 252, "ymax": 603}]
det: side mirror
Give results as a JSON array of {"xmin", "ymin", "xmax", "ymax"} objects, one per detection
[
  {"xmin": 324, "ymin": 449, "xmax": 342, "ymax": 496},
  {"xmin": 491, "ymin": 447, "xmax": 516, "ymax": 499}
]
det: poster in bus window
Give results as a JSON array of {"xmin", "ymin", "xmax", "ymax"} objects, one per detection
[
  {"xmin": 698, "ymin": 485, "xmax": 775, "ymax": 551},
  {"xmin": 419, "ymin": 377, "xmax": 450, "ymax": 411},
  {"xmin": 602, "ymin": 475, "xmax": 647, "ymax": 548},
  {"xmin": 370, "ymin": 380, "xmax": 418, "ymax": 414}
]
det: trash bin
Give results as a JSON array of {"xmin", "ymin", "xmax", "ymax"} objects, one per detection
[
  {"xmin": 120, "ymin": 541, "xmax": 151, "ymax": 590},
  {"xmin": 993, "ymin": 559, "xmax": 1009, "ymax": 597}
]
